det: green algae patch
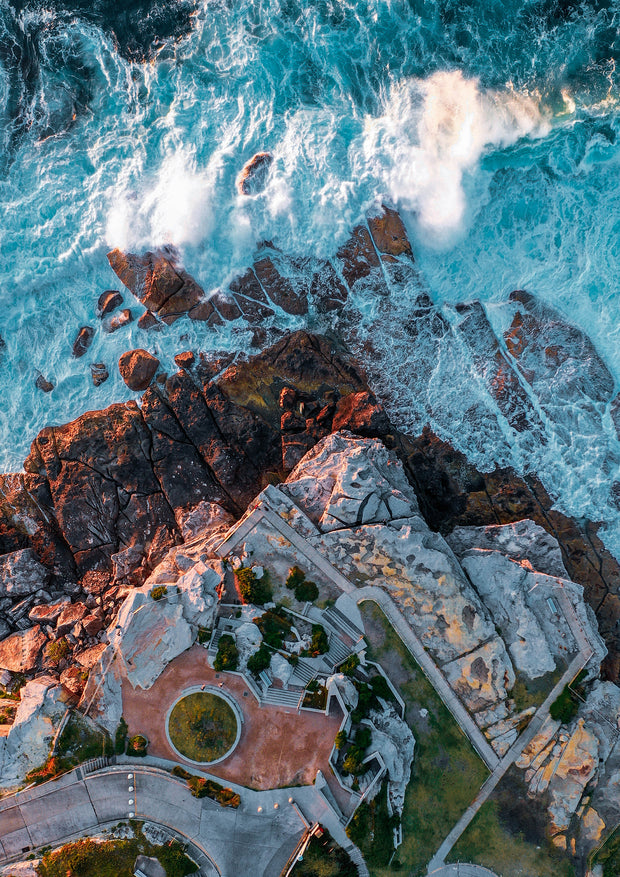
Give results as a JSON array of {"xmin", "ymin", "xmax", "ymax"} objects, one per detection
[{"xmin": 168, "ymin": 692, "xmax": 238, "ymax": 763}]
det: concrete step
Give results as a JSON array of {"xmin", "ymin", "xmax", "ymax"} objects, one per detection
[
  {"xmin": 346, "ymin": 845, "xmax": 370, "ymax": 877},
  {"xmin": 324, "ymin": 635, "xmax": 350, "ymax": 669},
  {"xmin": 261, "ymin": 687, "xmax": 304, "ymax": 708},
  {"xmin": 82, "ymin": 756, "xmax": 112, "ymax": 775},
  {"xmin": 289, "ymin": 658, "xmax": 317, "ymax": 686},
  {"xmin": 323, "ymin": 606, "xmax": 363, "ymax": 641}
]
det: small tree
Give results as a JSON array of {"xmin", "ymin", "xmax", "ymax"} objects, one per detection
[
  {"xmin": 309, "ymin": 624, "xmax": 329, "ymax": 656},
  {"xmin": 214, "ymin": 634, "xmax": 239, "ymax": 671},
  {"xmin": 114, "ymin": 717, "xmax": 128, "ymax": 754},
  {"xmin": 340, "ymin": 654, "xmax": 360, "ymax": 676},
  {"xmin": 295, "ymin": 579, "xmax": 319, "ymax": 602},
  {"xmin": 247, "ymin": 645, "xmax": 272, "ymax": 676},
  {"xmin": 286, "ymin": 566, "xmax": 306, "ymax": 589},
  {"xmin": 235, "ymin": 567, "xmax": 272, "ymax": 605}
]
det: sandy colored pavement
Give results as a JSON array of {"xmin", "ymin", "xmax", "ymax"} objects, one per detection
[{"xmin": 122, "ymin": 645, "xmax": 343, "ymax": 791}]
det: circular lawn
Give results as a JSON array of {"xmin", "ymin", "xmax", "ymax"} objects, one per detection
[{"xmin": 167, "ymin": 691, "xmax": 240, "ymax": 764}]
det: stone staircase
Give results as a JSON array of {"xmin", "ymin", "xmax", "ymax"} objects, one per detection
[
  {"xmin": 260, "ymin": 687, "xmax": 305, "ymax": 708},
  {"xmin": 288, "ymin": 658, "xmax": 317, "ymax": 687},
  {"xmin": 323, "ymin": 634, "xmax": 351, "ymax": 670},
  {"xmin": 81, "ymin": 756, "xmax": 112, "ymax": 775},
  {"xmin": 346, "ymin": 845, "xmax": 370, "ymax": 877},
  {"xmin": 323, "ymin": 606, "xmax": 364, "ymax": 641}
]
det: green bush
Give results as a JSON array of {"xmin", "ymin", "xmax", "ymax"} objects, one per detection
[
  {"xmin": 247, "ymin": 645, "xmax": 272, "ymax": 676},
  {"xmin": 187, "ymin": 775, "xmax": 240, "ymax": 807},
  {"xmin": 295, "ymin": 579, "xmax": 319, "ymax": 602},
  {"xmin": 302, "ymin": 624, "xmax": 328, "ymax": 657},
  {"xmin": 550, "ymin": 670, "xmax": 587, "ymax": 724},
  {"xmin": 214, "ymin": 634, "xmax": 239, "ymax": 671},
  {"xmin": 370, "ymin": 673, "xmax": 392, "ymax": 700},
  {"xmin": 340, "ymin": 654, "xmax": 360, "ymax": 676},
  {"xmin": 235, "ymin": 567, "xmax": 272, "ymax": 605},
  {"xmin": 150, "ymin": 585, "xmax": 168, "ymax": 601},
  {"xmin": 197, "ymin": 627, "xmax": 211, "ymax": 645},
  {"xmin": 286, "ymin": 566, "xmax": 306, "ymax": 589},
  {"xmin": 45, "ymin": 638, "xmax": 70, "ymax": 665},
  {"xmin": 254, "ymin": 609, "xmax": 291, "ymax": 649},
  {"xmin": 356, "ymin": 726, "xmax": 372, "ymax": 750},
  {"xmin": 342, "ymin": 746, "xmax": 365, "ymax": 776},
  {"xmin": 127, "ymin": 734, "xmax": 148, "ymax": 757},
  {"xmin": 115, "ymin": 717, "xmax": 128, "ymax": 755}
]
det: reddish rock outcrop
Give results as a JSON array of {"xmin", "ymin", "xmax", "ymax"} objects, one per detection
[
  {"xmin": 118, "ymin": 349, "xmax": 160, "ymax": 391},
  {"xmin": 0, "ymin": 626, "xmax": 47, "ymax": 672},
  {"xmin": 72, "ymin": 326, "xmax": 94, "ymax": 358},
  {"xmin": 97, "ymin": 290, "xmax": 123, "ymax": 317}
]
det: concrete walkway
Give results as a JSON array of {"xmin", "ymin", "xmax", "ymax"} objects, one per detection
[
  {"xmin": 0, "ymin": 761, "xmax": 359, "ymax": 877},
  {"xmin": 428, "ymin": 865, "xmax": 499, "ymax": 877}
]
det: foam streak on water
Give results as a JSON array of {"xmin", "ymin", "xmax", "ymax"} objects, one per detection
[{"xmin": 3, "ymin": 0, "xmax": 620, "ymax": 554}]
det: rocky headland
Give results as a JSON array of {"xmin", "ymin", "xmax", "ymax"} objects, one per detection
[{"xmin": 1, "ymin": 206, "xmax": 620, "ymax": 873}]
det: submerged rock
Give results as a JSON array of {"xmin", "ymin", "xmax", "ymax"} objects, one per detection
[
  {"xmin": 237, "ymin": 151, "xmax": 273, "ymax": 195},
  {"xmin": 35, "ymin": 373, "xmax": 54, "ymax": 393},
  {"xmin": 72, "ymin": 326, "xmax": 94, "ymax": 358},
  {"xmin": 103, "ymin": 308, "xmax": 133, "ymax": 334},
  {"xmin": 97, "ymin": 289, "xmax": 123, "ymax": 317},
  {"xmin": 90, "ymin": 362, "xmax": 109, "ymax": 386}
]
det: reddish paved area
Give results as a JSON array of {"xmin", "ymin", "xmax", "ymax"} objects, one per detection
[{"xmin": 122, "ymin": 645, "xmax": 344, "ymax": 792}]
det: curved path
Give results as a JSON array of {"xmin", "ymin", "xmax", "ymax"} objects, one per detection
[
  {"xmin": 0, "ymin": 760, "xmax": 353, "ymax": 876},
  {"xmin": 428, "ymin": 866, "xmax": 499, "ymax": 877}
]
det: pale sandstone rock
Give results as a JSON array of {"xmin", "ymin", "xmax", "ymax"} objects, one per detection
[
  {"xmin": 270, "ymin": 651, "xmax": 293, "ymax": 687},
  {"xmin": 516, "ymin": 715, "xmax": 561, "ymax": 768},
  {"xmin": 326, "ymin": 673, "xmax": 359, "ymax": 712},
  {"xmin": 443, "ymin": 638, "xmax": 516, "ymax": 713},
  {"xmin": 233, "ymin": 621, "xmax": 263, "ymax": 672},
  {"xmin": 177, "ymin": 501, "xmax": 234, "ymax": 541},
  {"xmin": 318, "ymin": 521, "xmax": 498, "ymax": 664},
  {"xmin": 460, "ymin": 550, "xmax": 606, "ymax": 679},
  {"xmin": 367, "ymin": 705, "xmax": 415, "ymax": 816},
  {"xmin": 174, "ymin": 561, "xmax": 223, "ymax": 628},
  {"xmin": 78, "ymin": 645, "xmax": 123, "ymax": 734},
  {"xmin": 447, "ymin": 519, "xmax": 568, "ymax": 578},
  {"xmin": 548, "ymin": 718, "xmax": 599, "ymax": 835},
  {"xmin": 0, "ymin": 679, "xmax": 67, "ymax": 789},
  {"xmin": 114, "ymin": 590, "xmax": 194, "ymax": 689},
  {"xmin": 282, "ymin": 431, "xmax": 419, "ymax": 531},
  {"xmin": 0, "ymin": 860, "xmax": 40, "ymax": 875},
  {"xmin": 582, "ymin": 807, "xmax": 605, "ymax": 843},
  {"xmin": 0, "ymin": 549, "xmax": 50, "ymax": 597},
  {"xmin": 0, "ymin": 625, "xmax": 47, "ymax": 672}
]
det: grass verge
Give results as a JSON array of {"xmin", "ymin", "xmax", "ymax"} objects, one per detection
[{"xmin": 168, "ymin": 692, "xmax": 238, "ymax": 762}]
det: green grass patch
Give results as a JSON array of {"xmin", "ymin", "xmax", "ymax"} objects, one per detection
[
  {"xmin": 449, "ymin": 790, "xmax": 575, "ymax": 877},
  {"xmin": 358, "ymin": 601, "xmax": 489, "ymax": 876},
  {"xmin": 347, "ymin": 781, "xmax": 396, "ymax": 868},
  {"xmin": 550, "ymin": 669, "xmax": 587, "ymax": 723},
  {"xmin": 509, "ymin": 665, "xmax": 564, "ymax": 712},
  {"xmin": 592, "ymin": 823, "xmax": 620, "ymax": 876},
  {"xmin": 168, "ymin": 692, "xmax": 238, "ymax": 763},
  {"xmin": 38, "ymin": 826, "xmax": 197, "ymax": 877}
]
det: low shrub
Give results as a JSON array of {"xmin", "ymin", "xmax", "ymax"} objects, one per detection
[
  {"xmin": 334, "ymin": 730, "xmax": 347, "ymax": 750},
  {"xmin": 150, "ymin": 585, "xmax": 168, "ymax": 601},
  {"xmin": 214, "ymin": 634, "xmax": 239, "ymax": 671},
  {"xmin": 247, "ymin": 645, "xmax": 272, "ymax": 676},
  {"xmin": 45, "ymin": 638, "xmax": 70, "ymax": 665},
  {"xmin": 197, "ymin": 627, "xmax": 211, "ymax": 645},
  {"xmin": 306, "ymin": 624, "xmax": 328, "ymax": 657},
  {"xmin": 127, "ymin": 734, "xmax": 148, "ymax": 757},
  {"xmin": 187, "ymin": 775, "xmax": 241, "ymax": 808},
  {"xmin": 286, "ymin": 566, "xmax": 306, "ymax": 589},
  {"xmin": 285, "ymin": 565, "xmax": 319, "ymax": 602},
  {"xmin": 339, "ymin": 654, "xmax": 360, "ymax": 676},
  {"xmin": 114, "ymin": 717, "xmax": 128, "ymax": 755}
]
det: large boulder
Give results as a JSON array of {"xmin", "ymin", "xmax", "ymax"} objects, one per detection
[
  {"xmin": 114, "ymin": 590, "xmax": 194, "ymax": 690},
  {"xmin": 237, "ymin": 151, "xmax": 273, "ymax": 195},
  {"xmin": 367, "ymin": 705, "xmax": 415, "ymax": 816},
  {"xmin": 118, "ymin": 349, "xmax": 160, "ymax": 391},
  {"xmin": 0, "ymin": 678, "xmax": 67, "ymax": 789},
  {"xmin": 282, "ymin": 431, "xmax": 419, "ymax": 531},
  {"xmin": 0, "ymin": 549, "xmax": 50, "ymax": 597},
  {"xmin": 0, "ymin": 626, "xmax": 47, "ymax": 672}
]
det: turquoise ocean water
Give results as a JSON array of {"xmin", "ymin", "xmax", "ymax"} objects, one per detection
[{"xmin": 3, "ymin": 0, "xmax": 620, "ymax": 552}]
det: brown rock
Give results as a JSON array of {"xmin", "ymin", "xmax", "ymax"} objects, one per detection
[
  {"xmin": 188, "ymin": 299, "xmax": 223, "ymax": 325},
  {"xmin": 336, "ymin": 225, "xmax": 384, "ymax": 292},
  {"xmin": 237, "ymin": 151, "xmax": 273, "ymax": 195},
  {"xmin": 367, "ymin": 205, "xmax": 413, "ymax": 257},
  {"xmin": 72, "ymin": 326, "xmax": 94, "ymax": 358},
  {"xmin": 0, "ymin": 625, "xmax": 47, "ymax": 672},
  {"xmin": 90, "ymin": 363, "xmax": 109, "ymax": 387},
  {"xmin": 28, "ymin": 597, "xmax": 70, "ymax": 625},
  {"xmin": 80, "ymin": 570, "xmax": 112, "ymax": 595},
  {"xmin": 60, "ymin": 666, "xmax": 86, "ymax": 699},
  {"xmin": 103, "ymin": 308, "xmax": 133, "ymax": 334},
  {"xmin": 279, "ymin": 387, "xmax": 297, "ymax": 410},
  {"xmin": 75, "ymin": 642, "xmax": 106, "ymax": 669},
  {"xmin": 281, "ymin": 411, "xmax": 305, "ymax": 432},
  {"xmin": 282, "ymin": 432, "xmax": 316, "ymax": 470},
  {"xmin": 253, "ymin": 257, "xmax": 308, "ymax": 315},
  {"xmin": 97, "ymin": 290, "xmax": 123, "ymax": 317},
  {"xmin": 81, "ymin": 613, "xmax": 104, "ymax": 637},
  {"xmin": 56, "ymin": 601, "xmax": 87, "ymax": 635},
  {"xmin": 174, "ymin": 351, "xmax": 195, "ymax": 370},
  {"xmin": 137, "ymin": 310, "xmax": 161, "ymax": 331},
  {"xmin": 118, "ymin": 349, "xmax": 160, "ymax": 391},
  {"xmin": 35, "ymin": 373, "xmax": 54, "ymax": 393},
  {"xmin": 211, "ymin": 291, "xmax": 242, "ymax": 321},
  {"xmin": 332, "ymin": 391, "xmax": 390, "ymax": 435}
]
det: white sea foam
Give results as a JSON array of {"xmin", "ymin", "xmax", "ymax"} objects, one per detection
[{"xmin": 363, "ymin": 71, "xmax": 550, "ymax": 236}]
